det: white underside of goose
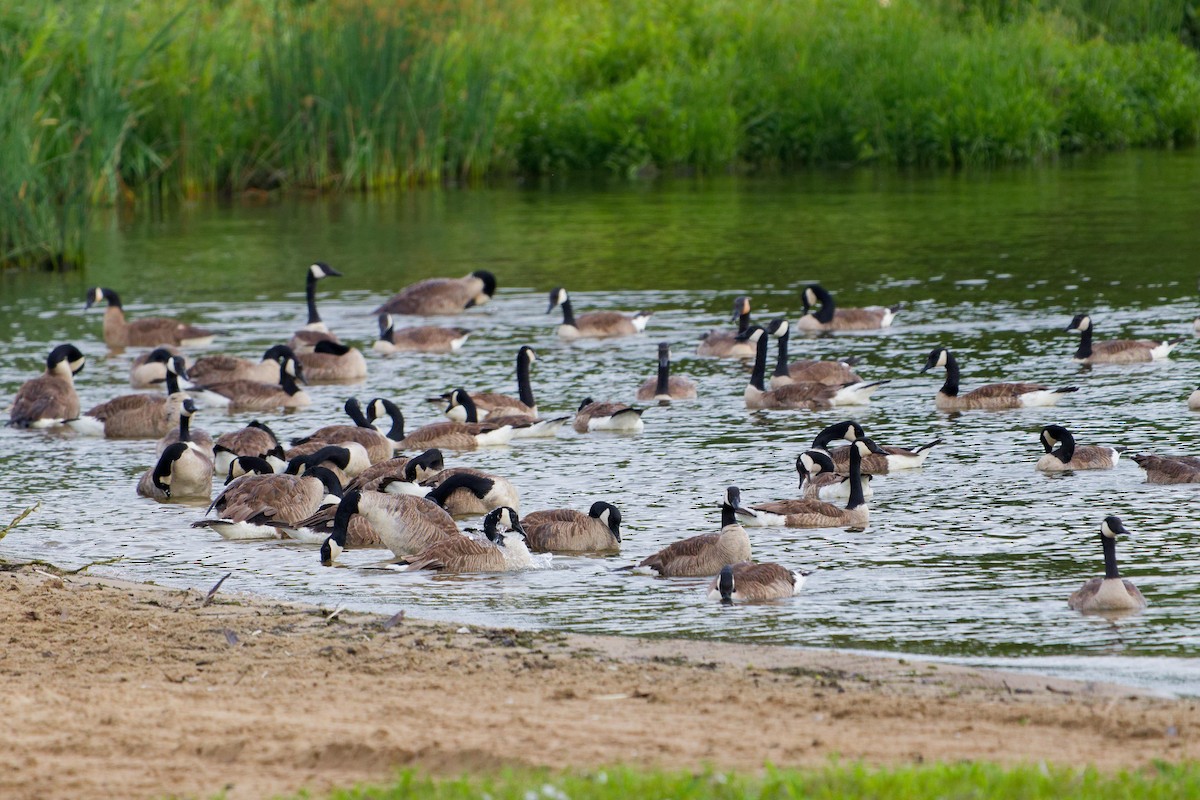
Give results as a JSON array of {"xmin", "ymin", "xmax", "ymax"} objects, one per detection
[
  {"xmin": 1018, "ymin": 390, "xmax": 1068, "ymax": 407},
  {"xmin": 65, "ymin": 416, "xmax": 107, "ymax": 436},
  {"xmin": 382, "ymin": 481, "xmax": 430, "ymax": 497},
  {"xmin": 587, "ymin": 414, "xmax": 644, "ymax": 433},
  {"xmin": 830, "ymin": 381, "xmax": 886, "ymax": 406},
  {"xmin": 475, "ymin": 426, "xmax": 517, "ymax": 446},
  {"xmin": 510, "ymin": 417, "xmax": 569, "ymax": 438},
  {"xmin": 196, "ymin": 519, "xmax": 281, "ymax": 540},
  {"xmin": 814, "ymin": 478, "xmax": 873, "ymax": 502}
]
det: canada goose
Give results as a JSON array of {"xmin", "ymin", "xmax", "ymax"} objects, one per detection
[
  {"xmin": 795, "ymin": 284, "xmax": 899, "ymax": 332},
  {"xmin": 1068, "ymin": 516, "xmax": 1147, "ymax": 613},
  {"xmin": 419, "ymin": 467, "xmax": 519, "ymax": 517},
  {"xmin": 697, "ymin": 296, "xmax": 755, "ymax": 358},
  {"xmin": 297, "ymin": 340, "xmax": 367, "ymax": 383},
  {"xmin": 445, "ymin": 346, "xmax": 539, "ymax": 420},
  {"xmin": 85, "ymin": 287, "xmax": 216, "ymax": 348},
  {"xmin": 795, "ymin": 449, "xmax": 872, "ymax": 502},
  {"xmin": 285, "ymin": 443, "xmax": 358, "ymax": 485},
  {"xmin": 396, "ymin": 507, "xmax": 532, "ymax": 573},
  {"xmin": 136, "ymin": 440, "xmax": 214, "ymax": 502},
  {"xmin": 373, "ymin": 313, "xmax": 470, "ymax": 354},
  {"xmin": 7, "ymin": 344, "xmax": 85, "ymax": 428},
  {"xmin": 547, "ymin": 287, "xmax": 651, "ymax": 339},
  {"xmin": 522, "ymin": 501, "xmax": 621, "ymax": 554},
  {"xmin": 372, "ymin": 270, "xmax": 497, "ymax": 316},
  {"xmin": 1065, "ymin": 313, "xmax": 1183, "ymax": 364},
  {"xmin": 743, "ymin": 439, "xmax": 873, "ymax": 530},
  {"xmin": 155, "ymin": 398, "xmax": 214, "ymax": 457},
  {"xmin": 1130, "ymin": 454, "xmax": 1200, "ymax": 484},
  {"xmin": 631, "ymin": 487, "xmax": 752, "ymax": 577},
  {"xmin": 636, "ymin": 343, "xmax": 697, "ymax": 401},
  {"xmin": 193, "ymin": 465, "xmax": 343, "ymax": 540},
  {"xmin": 708, "ymin": 562, "xmax": 813, "ymax": 603},
  {"xmin": 444, "ymin": 389, "xmax": 568, "ymax": 440},
  {"xmin": 1036, "ymin": 425, "xmax": 1123, "ymax": 471},
  {"xmin": 1191, "ymin": 388, "xmax": 1200, "ymax": 410},
  {"xmin": 129, "ymin": 346, "xmax": 187, "ymax": 388},
  {"xmin": 349, "ymin": 448, "xmax": 445, "ymax": 492},
  {"xmin": 574, "ymin": 398, "xmax": 645, "ymax": 433},
  {"xmin": 187, "ymin": 344, "xmax": 294, "ymax": 386},
  {"xmin": 68, "ymin": 356, "xmax": 190, "ymax": 438},
  {"xmin": 213, "ymin": 421, "xmax": 282, "ymax": 477},
  {"xmin": 767, "ymin": 319, "xmax": 862, "ymax": 388},
  {"xmin": 224, "ymin": 455, "xmax": 276, "ymax": 484},
  {"xmin": 191, "ymin": 356, "xmax": 310, "ymax": 411},
  {"xmin": 291, "ymin": 398, "xmax": 394, "ymax": 464},
  {"xmin": 743, "ymin": 327, "xmax": 886, "ymax": 410},
  {"xmin": 366, "ymin": 397, "xmax": 516, "ymax": 451},
  {"xmin": 811, "ymin": 420, "xmax": 940, "ymax": 474},
  {"xmin": 288, "ymin": 262, "xmax": 343, "ymax": 352},
  {"xmin": 921, "ymin": 347, "xmax": 1078, "ymax": 410}
]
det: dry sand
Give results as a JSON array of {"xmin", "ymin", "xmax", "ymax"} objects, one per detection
[{"xmin": 0, "ymin": 564, "xmax": 1194, "ymax": 800}]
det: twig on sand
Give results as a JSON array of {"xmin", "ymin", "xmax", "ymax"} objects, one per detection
[
  {"xmin": 381, "ymin": 610, "xmax": 406, "ymax": 630},
  {"xmin": 325, "ymin": 604, "xmax": 346, "ymax": 623},
  {"xmin": 202, "ymin": 572, "xmax": 233, "ymax": 607}
]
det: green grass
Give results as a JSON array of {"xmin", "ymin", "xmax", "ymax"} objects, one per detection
[{"xmin": 308, "ymin": 763, "xmax": 1200, "ymax": 800}]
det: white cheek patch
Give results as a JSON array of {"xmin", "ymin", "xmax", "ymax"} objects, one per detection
[
  {"xmin": 800, "ymin": 453, "xmax": 818, "ymax": 474},
  {"xmin": 1101, "ymin": 519, "xmax": 1117, "ymax": 537},
  {"xmin": 598, "ymin": 508, "xmax": 611, "ymax": 526},
  {"xmin": 310, "ymin": 263, "xmax": 323, "ymax": 278}
]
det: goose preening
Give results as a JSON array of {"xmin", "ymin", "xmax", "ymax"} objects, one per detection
[
  {"xmin": 394, "ymin": 507, "xmax": 534, "ymax": 574},
  {"xmin": 1130, "ymin": 454, "xmax": 1200, "ymax": 484},
  {"xmin": 767, "ymin": 319, "xmax": 862, "ymax": 388},
  {"xmin": 190, "ymin": 356, "xmax": 311, "ymax": 411},
  {"xmin": 290, "ymin": 397, "xmax": 394, "ymax": 464},
  {"xmin": 1036, "ymin": 425, "xmax": 1123, "ymax": 471},
  {"xmin": 445, "ymin": 389, "xmax": 568, "ymax": 439},
  {"xmin": 522, "ymin": 501, "xmax": 622, "ymax": 553},
  {"xmin": 635, "ymin": 343, "xmax": 697, "ymax": 401},
  {"xmin": 85, "ymin": 287, "xmax": 216, "ymax": 348},
  {"xmin": 795, "ymin": 449, "xmax": 872, "ymax": 502},
  {"xmin": 312, "ymin": 483, "xmax": 466, "ymax": 558},
  {"xmin": 68, "ymin": 355, "xmax": 189, "ymax": 438},
  {"xmin": 743, "ymin": 327, "xmax": 886, "ymax": 410},
  {"xmin": 921, "ymin": 347, "xmax": 1078, "ymax": 410},
  {"xmin": 296, "ymin": 340, "xmax": 367, "ymax": 383},
  {"xmin": 1065, "ymin": 313, "xmax": 1183, "ymax": 364},
  {"xmin": 136, "ymin": 440, "xmax": 214, "ymax": 502},
  {"xmin": 628, "ymin": 487, "xmax": 752, "ymax": 577},
  {"xmin": 697, "ymin": 296, "xmax": 755, "ymax": 358},
  {"xmin": 795, "ymin": 284, "xmax": 899, "ymax": 332},
  {"xmin": 366, "ymin": 397, "xmax": 516, "ymax": 450},
  {"xmin": 1067, "ymin": 516, "xmax": 1147, "ymax": 613},
  {"xmin": 285, "ymin": 443, "xmax": 360, "ymax": 485},
  {"xmin": 7, "ymin": 344, "xmax": 85, "ymax": 428},
  {"xmin": 741, "ymin": 439, "xmax": 873, "ymax": 530},
  {"xmin": 372, "ymin": 270, "xmax": 497, "ymax": 316},
  {"xmin": 129, "ymin": 346, "xmax": 187, "ymax": 388},
  {"xmin": 419, "ymin": 467, "xmax": 519, "ymax": 517},
  {"xmin": 155, "ymin": 398, "xmax": 214, "ymax": 457},
  {"xmin": 547, "ymin": 287, "xmax": 651, "ymax": 339},
  {"xmin": 811, "ymin": 419, "xmax": 940, "ymax": 474},
  {"xmin": 288, "ymin": 262, "xmax": 343, "ymax": 352},
  {"xmin": 574, "ymin": 398, "xmax": 645, "ymax": 433},
  {"xmin": 193, "ymin": 465, "xmax": 343, "ymax": 540},
  {"xmin": 372, "ymin": 313, "xmax": 470, "ymax": 354},
  {"xmin": 708, "ymin": 562, "xmax": 813, "ymax": 603},
  {"xmin": 186, "ymin": 344, "xmax": 293, "ymax": 386},
  {"xmin": 213, "ymin": 421, "xmax": 283, "ymax": 477},
  {"xmin": 350, "ymin": 448, "xmax": 445, "ymax": 493}
]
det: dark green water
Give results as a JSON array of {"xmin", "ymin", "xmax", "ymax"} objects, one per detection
[{"xmin": 2, "ymin": 150, "xmax": 1199, "ymax": 694}]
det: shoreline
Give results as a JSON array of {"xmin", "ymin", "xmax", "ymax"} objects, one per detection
[{"xmin": 2, "ymin": 563, "xmax": 1195, "ymax": 800}]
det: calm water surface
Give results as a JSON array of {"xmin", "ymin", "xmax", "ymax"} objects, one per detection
[{"xmin": 3, "ymin": 152, "xmax": 1200, "ymax": 694}]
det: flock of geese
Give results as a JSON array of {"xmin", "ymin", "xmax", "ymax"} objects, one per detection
[{"xmin": 8, "ymin": 264, "xmax": 1191, "ymax": 612}]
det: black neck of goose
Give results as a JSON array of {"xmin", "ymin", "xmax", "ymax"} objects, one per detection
[
  {"xmin": 280, "ymin": 368, "xmax": 301, "ymax": 396},
  {"xmin": 105, "ymin": 288, "xmax": 123, "ymax": 308},
  {"xmin": 773, "ymin": 329, "xmax": 790, "ymax": 378},
  {"xmin": 516, "ymin": 351, "xmax": 535, "ymax": 409},
  {"xmin": 306, "ymin": 272, "xmax": 322, "ymax": 325},
  {"xmin": 939, "ymin": 353, "xmax": 961, "ymax": 397},
  {"xmin": 1074, "ymin": 325, "xmax": 1093, "ymax": 359},
  {"xmin": 331, "ymin": 500, "xmax": 353, "ymax": 547},
  {"xmin": 559, "ymin": 298, "xmax": 577, "ymax": 327},
  {"xmin": 458, "ymin": 393, "xmax": 479, "ymax": 423},
  {"xmin": 749, "ymin": 333, "xmax": 768, "ymax": 391},
  {"xmin": 655, "ymin": 355, "xmax": 670, "ymax": 396},
  {"xmin": 165, "ymin": 369, "xmax": 182, "ymax": 395},
  {"xmin": 426, "ymin": 472, "xmax": 493, "ymax": 506},
  {"xmin": 1054, "ymin": 432, "xmax": 1076, "ymax": 463},
  {"xmin": 812, "ymin": 287, "xmax": 835, "ymax": 323},
  {"xmin": 720, "ymin": 503, "xmax": 738, "ymax": 527},
  {"xmin": 345, "ymin": 399, "xmax": 370, "ymax": 428},
  {"xmin": 178, "ymin": 413, "xmax": 191, "ymax": 443},
  {"xmin": 736, "ymin": 310, "xmax": 750, "ymax": 334},
  {"xmin": 380, "ymin": 403, "xmax": 404, "ymax": 440},
  {"xmin": 846, "ymin": 445, "xmax": 866, "ymax": 510},
  {"xmin": 1102, "ymin": 534, "xmax": 1121, "ymax": 579}
]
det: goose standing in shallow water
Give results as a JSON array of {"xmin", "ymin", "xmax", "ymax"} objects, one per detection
[
  {"xmin": 921, "ymin": 347, "xmax": 1078, "ymax": 410},
  {"xmin": 742, "ymin": 439, "xmax": 873, "ymax": 530},
  {"xmin": 636, "ymin": 343, "xmax": 697, "ymax": 401},
  {"xmin": 707, "ymin": 562, "xmax": 813, "ymax": 603},
  {"xmin": 372, "ymin": 313, "xmax": 470, "ymax": 354},
  {"xmin": 697, "ymin": 296, "xmax": 755, "ymax": 358},
  {"xmin": 372, "ymin": 270, "xmax": 497, "ymax": 316},
  {"xmin": 767, "ymin": 318, "xmax": 863, "ymax": 388},
  {"xmin": 7, "ymin": 344, "xmax": 85, "ymax": 428},
  {"xmin": 1065, "ymin": 313, "xmax": 1183, "ymax": 364},
  {"xmin": 547, "ymin": 287, "xmax": 651, "ymax": 339},
  {"xmin": 1036, "ymin": 425, "xmax": 1123, "ymax": 471},
  {"xmin": 288, "ymin": 262, "xmax": 343, "ymax": 352},
  {"xmin": 85, "ymin": 287, "xmax": 216, "ymax": 348},
  {"xmin": 629, "ymin": 487, "xmax": 753, "ymax": 577},
  {"xmin": 795, "ymin": 284, "xmax": 899, "ymax": 332},
  {"xmin": 1068, "ymin": 516, "xmax": 1147, "ymax": 613}
]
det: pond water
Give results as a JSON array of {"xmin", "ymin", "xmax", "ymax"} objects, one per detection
[{"xmin": 3, "ymin": 152, "xmax": 1200, "ymax": 695}]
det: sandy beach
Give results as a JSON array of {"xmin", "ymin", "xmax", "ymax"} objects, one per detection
[{"xmin": 0, "ymin": 564, "xmax": 1194, "ymax": 800}]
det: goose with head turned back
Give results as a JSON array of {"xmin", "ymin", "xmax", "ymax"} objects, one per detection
[
  {"xmin": 795, "ymin": 284, "xmax": 900, "ymax": 332},
  {"xmin": 394, "ymin": 507, "xmax": 533, "ymax": 573},
  {"xmin": 366, "ymin": 397, "xmax": 516, "ymax": 451},
  {"xmin": 444, "ymin": 389, "xmax": 569, "ymax": 439},
  {"xmin": 193, "ymin": 465, "xmax": 344, "ymax": 540},
  {"xmin": 288, "ymin": 261, "xmax": 343, "ymax": 352},
  {"xmin": 291, "ymin": 397, "xmax": 394, "ymax": 465},
  {"xmin": 636, "ymin": 342, "xmax": 697, "ymax": 401},
  {"xmin": 547, "ymin": 287, "xmax": 651, "ymax": 339},
  {"xmin": 297, "ymin": 340, "xmax": 367, "ymax": 383},
  {"xmin": 521, "ymin": 501, "xmax": 622, "ymax": 554},
  {"xmin": 373, "ymin": 313, "xmax": 470, "ymax": 354},
  {"xmin": 794, "ymin": 449, "xmax": 872, "ymax": 502},
  {"xmin": 742, "ymin": 326, "xmax": 887, "ymax": 410},
  {"xmin": 373, "ymin": 270, "xmax": 497, "ymax": 316},
  {"xmin": 630, "ymin": 487, "xmax": 753, "ymax": 577},
  {"xmin": 137, "ymin": 440, "xmax": 214, "ymax": 502},
  {"xmin": 741, "ymin": 439, "xmax": 873, "ymax": 530},
  {"xmin": 1065, "ymin": 313, "xmax": 1183, "ymax": 364},
  {"xmin": 213, "ymin": 421, "xmax": 283, "ymax": 478},
  {"xmin": 8, "ymin": 344, "xmax": 85, "ymax": 428},
  {"xmin": 767, "ymin": 318, "xmax": 863, "ymax": 388},
  {"xmin": 85, "ymin": 287, "xmax": 216, "ymax": 348},
  {"xmin": 811, "ymin": 419, "xmax": 941, "ymax": 474},
  {"xmin": 187, "ymin": 344, "xmax": 293, "ymax": 386},
  {"xmin": 697, "ymin": 296, "xmax": 756, "ymax": 358},
  {"xmin": 347, "ymin": 448, "xmax": 444, "ymax": 493},
  {"xmin": 574, "ymin": 398, "xmax": 645, "ymax": 433},
  {"xmin": 419, "ymin": 467, "xmax": 519, "ymax": 517},
  {"xmin": 191, "ymin": 356, "xmax": 311, "ymax": 411},
  {"xmin": 921, "ymin": 347, "xmax": 1078, "ymax": 410},
  {"xmin": 708, "ymin": 562, "xmax": 813, "ymax": 603},
  {"xmin": 129, "ymin": 346, "xmax": 188, "ymax": 388},
  {"xmin": 1068, "ymin": 516, "xmax": 1147, "ymax": 613},
  {"xmin": 1036, "ymin": 425, "xmax": 1123, "ymax": 471}
]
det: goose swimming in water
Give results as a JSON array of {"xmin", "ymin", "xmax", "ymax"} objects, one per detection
[
  {"xmin": 1065, "ymin": 313, "xmax": 1183, "ymax": 364},
  {"xmin": 1067, "ymin": 516, "xmax": 1147, "ymax": 613},
  {"xmin": 8, "ymin": 344, "xmax": 85, "ymax": 428},
  {"xmin": 1036, "ymin": 425, "xmax": 1123, "ymax": 471},
  {"xmin": 921, "ymin": 347, "xmax": 1078, "ymax": 410},
  {"xmin": 547, "ymin": 287, "xmax": 651, "ymax": 339},
  {"xmin": 795, "ymin": 284, "xmax": 899, "ymax": 332}
]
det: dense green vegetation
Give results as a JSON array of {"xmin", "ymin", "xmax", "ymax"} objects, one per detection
[
  {"xmin": 313, "ymin": 763, "xmax": 1200, "ymax": 799},
  {"xmin": 4, "ymin": 0, "xmax": 1200, "ymax": 268}
]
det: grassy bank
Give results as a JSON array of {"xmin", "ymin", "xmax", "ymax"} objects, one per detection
[
  {"xmin": 4, "ymin": 0, "xmax": 1200, "ymax": 267},
  {"xmin": 317, "ymin": 763, "xmax": 1200, "ymax": 799}
]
